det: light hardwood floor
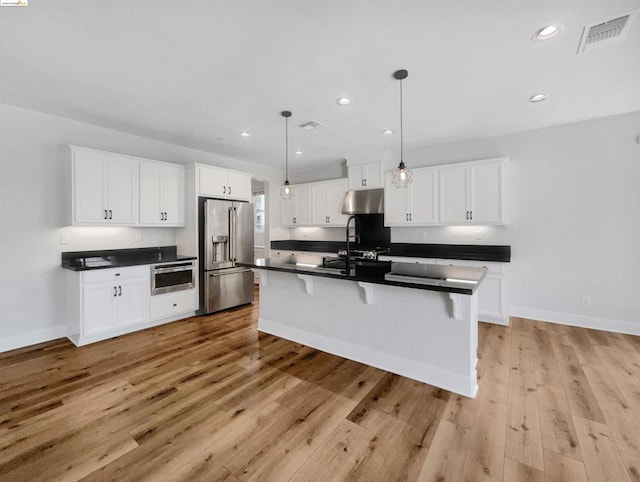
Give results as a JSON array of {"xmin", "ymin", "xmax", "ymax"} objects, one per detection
[{"xmin": 1, "ymin": 289, "xmax": 640, "ymax": 481}]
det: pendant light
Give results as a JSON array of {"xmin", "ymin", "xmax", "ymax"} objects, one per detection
[
  {"xmin": 280, "ymin": 110, "xmax": 294, "ymax": 200},
  {"xmin": 391, "ymin": 69, "xmax": 413, "ymax": 188}
]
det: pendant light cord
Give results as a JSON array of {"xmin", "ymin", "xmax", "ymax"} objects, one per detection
[
  {"xmin": 285, "ymin": 115, "xmax": 289, "ymax": 182},
  {"xmin": 400, "ymin": 77, "xmax": 404, "ymax": 164}
]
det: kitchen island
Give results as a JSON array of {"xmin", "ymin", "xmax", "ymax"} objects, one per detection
[{"xmin": 241, "ymin": 257, "xmax": 487, "ymax": 398}]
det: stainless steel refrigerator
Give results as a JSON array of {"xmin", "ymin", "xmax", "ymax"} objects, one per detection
[{"xmin": 199, "ymin": 198, "xmax": 254, "ymax": 314}]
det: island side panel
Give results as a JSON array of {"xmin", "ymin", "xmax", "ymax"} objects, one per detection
[{"xmin": 254, "ymin": 269, "xmax": 478, "ymax": 398}]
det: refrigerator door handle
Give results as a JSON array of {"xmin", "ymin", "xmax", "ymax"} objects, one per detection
[{"xmin": 229, "ymin": 206, "xmax": 235, "ymax": 262}]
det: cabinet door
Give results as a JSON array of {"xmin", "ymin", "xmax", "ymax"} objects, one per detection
[
  {"xmin": 82, "ymin": 281, "xmax": 117, "ymax": 336},
  {"xmin": 363, "ymin": 162, "xmax": 384, "ymax": 189},
  {"xmin": 409, "ymin": 168, "xmax": 438, "ymax": 224},
  {"xmin": 469, "ymin": 162, "xmax": 503, "ymax": 224},
  {"xmin": 199, "ymin": 166, "xmax": 228, "ymax": 198},
  {"xmin": 311, "ymin": 183, "xmax": 328, "ymax": 225},
  {"xmin": 227, "ymin": 171, "xmax": 252, "ymax": 201},
  {"xmin": 116, "ymin": 277, "xmax": 148, "ymax": 327},
  {"xmin": 282, "ymin": 197, "xmax": 295, "ymax": 226},
  {"xmin": 384, "ymin": 173, "xmax": 409, "ymax": 225},
  {"xmin": 107, "ymin": 156, "xmax": 138, "ymax": 224},
  {"xmin": 139, "ymin": 162, "xmax": 163, "ymax": 224},
  {"xmin": 348, "ymin": 164, "xmax": 366, "ymax": 190},
  {"xmin": 477, "ymin": 274, "xmax": 505, "ymax": 321},
  {"xmin": 162, "ymin": 164, "xmax": 185, "ymax": 225},
  {"xmin": 326, "ymin": 179, "xmax": 348, "ymax": 226},
  {"xmin": 440, "ymin": 165, "xmax": 468, "ymax": 224},
  {"xmin": 73, "ymin": 150, "xmax": 108, "ymax": 224},
  {"xmin": 295, "ymin": 184, "xmax": 312, "ymax": 225}
]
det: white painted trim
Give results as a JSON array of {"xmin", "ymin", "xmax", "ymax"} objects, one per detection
[
  {"xmin": 478, "ymin": 314, "xmax": 510, "ymax": 326},
  {"xmin": 259, "ymin": 317, "xmax": 478, "ymax": 398},
  {"xmin": 69, "ymin": 311, "xmax": 197, "ymax": 347},
  {"xmin": 0, "ymin": 325, "xmax": 68, "ymax": 353},
  {"xmin": 510, "ymin": 306, "xmax": 640, "ymax": 336}
]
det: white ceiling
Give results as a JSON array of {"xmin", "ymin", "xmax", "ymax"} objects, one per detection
[{"xmin": 2, "ymin": 0, "xmax": 640, "ymax": 172}]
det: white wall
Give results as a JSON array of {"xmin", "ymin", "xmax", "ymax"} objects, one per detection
[
  {"xmin": 291, "ymin": 111, "xmax": 640, "ymax": 333},
  {"xmin": 0, "ymin": 103, "xmax": 284, "ymax": 351}
]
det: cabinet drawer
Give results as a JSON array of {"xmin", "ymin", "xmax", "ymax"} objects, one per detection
[
  {"xmin": 150, "ymin": 289, "xmax": 197, "ymax": 320},
  {"xmin": 82, "ymin": 265, "xmax": 149, "ymax": 284}
]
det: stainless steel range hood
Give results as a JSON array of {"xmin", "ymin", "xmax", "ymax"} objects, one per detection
[{"xmin": 341, "ymin": 188, "xmax": 384, "ymax": 215}]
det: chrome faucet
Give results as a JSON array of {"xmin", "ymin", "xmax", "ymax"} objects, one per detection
[{"xmin": 342, "ymin": 215, "xmax": 360, "ymax": 275}]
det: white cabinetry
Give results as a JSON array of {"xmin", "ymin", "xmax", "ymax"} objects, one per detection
[
  {"xmin": 139, "ymin": 161, "xmax": 185, "ymax": 226},
  {"xmin": 282, "ymin": 184, "xmax": 312, "ymax": 226},
  {"xmin": 72, "ymin": 147, "xmax": 138, "ymax": 225},
  {"xmin": 65, "ymin": 265, "xmax": 198, "ymax": 346},
  {"xmin": 348, "ymin": 161, "xmax": 384, "ymax": 190},
  {"xmin": 198, "ymin": 164, "xmax": 251, "ymax": 201},
  {"xmin": 379, "ymin": 256, "xmax": 509, "ymax": 325},
  {"xmin": 439, "ymin": 158, "xmax": 505, "ymax": 225},
  {"xmin": 75, "ymin": 266, "xmax": 149, "ymax": 342},
  {"xmin": 311, "ymin": 179, "xmax": 348, "ymax": 226},
  {"xmin": 384, "ymin": 167, "xmax": 438, "ymax": 226}
]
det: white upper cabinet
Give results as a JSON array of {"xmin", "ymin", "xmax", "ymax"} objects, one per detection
[
  {"xmin": 439, "ymin": 158, "xmax": 506, "ymax": 225},
  {"xmin": 72, "ymin": 147, "xmax": 138, "ymax": 225},
  {"xmin": 198, "ymin": 164, "xmax": 251, "ymax": 201},
  {"xmin": 139, "ymin": 161, "xmax": 185, "ymax": 226},
  {"xmin": 311, "ymin": 178, "xmax": 348, "ymax": 226},
  {"xmin": 384, "ymin": 167, "xmax": 438, "ymax": 226},
  {"xmin": 282, "ymin": 183, "xmax": 312, "ymax": 227},
  {"xmin": 348, "ymin": 161, "xmax": 384, "ymax": 190}
]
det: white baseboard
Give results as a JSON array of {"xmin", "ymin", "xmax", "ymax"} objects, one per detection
[
  {"xmin": 259, "ymin": 317, "xmax": 478, "ymax": 398},
  {"xmin": 0, "ymin": 325, "xmax": 68, "ymax": 353},
  {"xmin": 510, "ymin": 306, "xmax": 640, "ymax": 336},
  {"xmin": 478, "ymin": 314, "xmax": 510, "ymax": 326}
]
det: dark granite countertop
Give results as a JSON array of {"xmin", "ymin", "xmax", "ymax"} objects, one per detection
[
  {"xmin": 61, "ymin": 246, "xmax": 197, "ymax": 271},
  {"xmin": 240, "ymin": 258, "xmax": 487, "ymax": 295},
  {"xmin": 270, "ymin": 240, "xmax": 510, "ymax": 263}
]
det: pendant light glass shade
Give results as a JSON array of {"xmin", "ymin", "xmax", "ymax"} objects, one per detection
[
  {"xmin": 391, "ymin": 69, "xmax": 413, "ymax": 188},
  {"xmin": 280, "ymin": 110, "xmax": 294, "ymax": 200}
]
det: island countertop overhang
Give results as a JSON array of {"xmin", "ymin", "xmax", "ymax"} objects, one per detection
[{"xmin": 239, "ymin": 258, "xmax": 487, "ymax": 295}]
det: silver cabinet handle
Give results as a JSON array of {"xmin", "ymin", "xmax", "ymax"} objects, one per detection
[
  {"xmin": 361, "ymin": 179, "xmax": 365, "ymax": 187},
  {"xmin": 327, "ymin": 216, "xmax": 330, "ymax": 223},
  {"xmin": 104, "ymin": 210, "xmax": 108, "ymax": 220},
  {"xmin": 228, "ymin": 186, "xmax": 231, "ymax": 195},
  {"xmin": 466, "ymin": 211, "xmax": 469, "ymax": 220},
  {"xmin": 223, "ymin": 186, "xmax": 226, "ymax": 194},
  {"xmin": 108, "ymin": 210, "xmax": 113, "ymax": 219},
  {"xmin": 470, "ymin": 211, "xmax": 473, "ymax": 220},
  {"xmin": 409, "ymin": 213, "xmax": 412, "ymax": 221},
  {"xmin": 405, "ymin": 213, "xmax": 409, "ymax": 221},
  {"xmin": 364, "ymin": 179, "xmax": 367, "ymax": 187},
  {"xmin": 118, "ymin": 285, "xmax": 122, "ymax": 296},
  {"xmin": 113, "ymin": 286, "xmax": 117, "ymax": 297}
]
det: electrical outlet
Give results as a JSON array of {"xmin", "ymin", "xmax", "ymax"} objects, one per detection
[{"xmin": 581, "ymin": 295, "xmax": 591, "ymax": 307}]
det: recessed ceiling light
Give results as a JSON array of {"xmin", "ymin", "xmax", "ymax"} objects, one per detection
[
  {"xmin": 383, "ymin": 129, "xmax": 393, "ymax": 135},
  {"xmin": 295, "ymin": 150, "xmax": 303, "ymax": 155},
  {"xmin": 533, "ymin": 25, "xmax": 561, "ymax": 41},
  {"xmin": 239, "ymin": 131, "xmax": 250, "ymax": 137},
  {"xmin": 529, "ymin": 93, "xmax": 548, "ymax": 103},
  {"xmin": 337, "ymin": 97, "xmax": 352, "ymax": 106}
]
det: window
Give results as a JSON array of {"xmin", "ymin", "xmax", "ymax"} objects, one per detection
[{"xmin": 253, "ymin": 192, "xmax": 265, "ymax": 233}]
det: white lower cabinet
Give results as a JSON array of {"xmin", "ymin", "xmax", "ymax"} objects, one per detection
[
  {"xmin": 150, "ymin": 289, "xmax": 197, "ymax": 320},
  {"xmin": 66, "ymin": 265, "xmax": 197, "ymax": 346},
  {"xmin": 379, "ymin": 256, "xmax": 509, "ymax": 325}
]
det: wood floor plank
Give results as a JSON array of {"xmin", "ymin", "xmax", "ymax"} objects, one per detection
[
  {"xmin": 460, "ymin": 397, "xmax": 507, "ymax": 482},
  {"xmin": 505, "ymin": 382, "xmax": 544, "ymax": 471},
  {"xmin": 416, "ymin": 420, "xmax": 469, "ymax": 482},
  {"xmin": 572, "ymin": 416, "xmax": 631, "ymax": 482},
  {"xmin": 536, "ymin": 385, "xmax": 581, "ymax": 460},
  {"xmin": 543, "ymin": 449, "xmax": 588, "ymax": 482},
  {"xmin": 551, "ymin": 341, "xmax": 606, "ymax": 423},
  {"xmin": 502, "ymin": 457, "xmax": 545, "ymax": 482}
]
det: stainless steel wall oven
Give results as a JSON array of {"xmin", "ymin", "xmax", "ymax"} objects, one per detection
[{"xmin": 151, "ymin": 260, "xmax": 196, "ymax": 295}]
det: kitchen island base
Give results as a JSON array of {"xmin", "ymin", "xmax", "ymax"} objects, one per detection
[{"xmin": 254, "ymin": 268, "xmax": 479, "ymax": 398}]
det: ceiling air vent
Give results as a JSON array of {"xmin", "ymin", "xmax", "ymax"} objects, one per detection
[
  {"xmin": 577, "ymin": 11, "xmax": 637, "ymax": 54},
  {"xmin": 299, "ymin": 120, "xmax": 326, "ymax": 130}
]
